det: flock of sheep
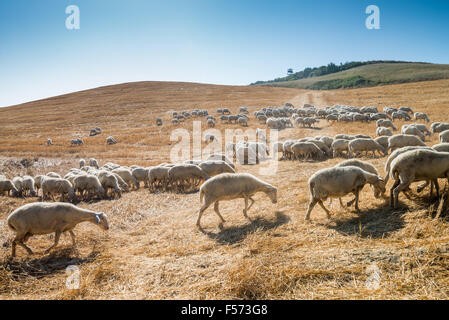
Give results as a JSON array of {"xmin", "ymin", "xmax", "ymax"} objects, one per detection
[
  {"xmin": 3, "ymin": 102, "xmax": 449, "ymax": 259},
  {"xmin": 46, "ymin": 126, "xmax": 117, "ymax": 147}
]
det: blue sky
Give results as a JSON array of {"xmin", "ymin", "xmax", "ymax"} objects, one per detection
[{"xmin": 1, "ymin": 0, "xmax": 448, "ymax": 107}]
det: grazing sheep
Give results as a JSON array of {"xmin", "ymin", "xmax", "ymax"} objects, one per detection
[
  {"xmin": 156, "ymin": 118, "xmax": 163, "ymax": 126},
  {"xmin": 433, "ymin": 143, "xmax": 449, "ymax": 153},
  {"xmin": 389, "ymin": 149, "xmax": 449, "ymax": 208},
  {"xmin": 414, "ymin": 112, "xmax": 430, "ymax": 122},
  {"xmin": 12, "ymin": 177, "xmax": 23, "ymax": 197},
  {"xmin": 7, "ymin": 202, "xmax": 109, "ymax": 257},
  {"xmin": 71, "ymin": 138, "xmax": 84, "ymax": 146},
  {"xmin": 21, "ymin": 176, "xmax": 37, "ymax": 197},
  {"xmin": 97, "ymin": 171, "xmax": 122, "ymax": 199},
  {"xmin": 47, "ymin": 138, "xmax": 53, "ymax": 146},
  {"xmin": 199, "ymin": 161, "xmax": 235, "ymax": 177},
  {"xmin": 206, "ymin": 154, "xmax": 235, "ymax": 168},
  {"xmin": 132, "ymin": 167, "xmax": 151, "ymax": 188},
  {"xmin": 376, "ymin": 127, "xmax": 393, "ymax": 137},
  {"xmin": 197, "ymin": 173, "xmax": 277, "ymax": 229},
  {"xmin": 402, "ymin": 125, "xmax": 425, "ymax": 141},
  {"xmin": 439, "ymin": 130, "xmax": 449, "ymax": 143},
  {"xmin": 73, "ymin": 175, "xmax": 105, "ymax": 200},
  {"xmin": 0, "ymin": 179, "xmax": 18, "ymax": 197},
  {"xmin": 168, "ymin": 164, "xmax": 209, "ymax": 193},
  {"xmin": 399, "ymin": 107, "xmax": 414, "ymax": 115},
  {"xmin": 387, "ymin": 134, "xmax": 426, "ymax": 152},
  {"xmin": 89, "ymin": 158, "xmax": 100, "ymax": 169},
  {"xmin": 89, "ymin": 129, "xmax": 98, "ymax": 136},
  {"xmin": 95, "ymin": 127, "xmax": 102, "ymax": 134},
  {"xmin": 383, "ymin": 146, "xmax": 432, "ymax": 184},
  {"xmin": 291, "ymin": 142, "xmax": 324, "ymax": 161},
  {"xmin": 207, "ymin": 119, "xmax": 215, "ymax": 128},
  {"xmin": 41, "ymin": 178, "xmax": 75, "ymax": 202},
  {"xmin": 431, "ymin": 122, "xmax": 449, "ymax": 134},
  {"xmin": 47, "ymin": 172, "xmax": 62, "ymax": 179},
  {"xmin": 106, "ymin": 136, "xmax": 117, "ymax": 145},
  {"xmin": 331, "ymin": 139, "xmax": 350, "ymax": 158},
  {"xmin": 148, "ymin": 166, "xmax": 170, "ymax": 192},
  {"xmin": 79, "ymin": 159, "xmax": 86, "ymax": 168},
  {"xmin": 377, "ymin": 119, "xmax": 397, "ymax": 131},
  {"xmin": 33, "ymin": 175, "xmax": 47, "ymax": 195},
  {"xmin": 305, "ymin": 166, "xmax": 385, "ymax": 220},
  {"xmin": 112, "ymin": 168, "xmax": 139, "ymax": 190},
  {"xmin": 348, "ymin": 138, "xmax": 387, "ymax": 158}
]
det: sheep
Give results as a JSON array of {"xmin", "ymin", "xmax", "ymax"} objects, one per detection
[
  {"xmin": 319, "ymin": 136, "xmax": 334, "ymax": 149},
  {"xmin": 348, "ymin": 138, "xmax": 387, "ymax": 158},
  {"xmin": 197, "ymin": 173, "xmax": 277, "ymax": 229},
  {"xmin": 33, "ymin": 175, "xmax": 47, "ymax": 195},
  {"xmin": 106, "ymin": 136, "xmax": 117, "ymax": 145},
  {"xmin": 12, "ymin": 177, "xmax": 23, "ymax": 197},
  {"xmin": 410, "ymin": 123, "xmax": 431, "ymax": 136},
  {"xmin": 307, "ymin": 139, "xmax": 332, "ymax": 157},
  {"xmin": 156, "ymin": 118, "xmax": 163, "ymax": 126},
  {"xmin": 238, "ymin": 117, "xmax": 248, "ymax": 127},
  {"xmin": 71, "ymin": 138, "xmax": 84, "ymax": 146},
  {"xmin": 387, "ymin": 134, "xmax": 426, "ymax": 152},
  {"xmin": 377, "ymin": 119, "xmax": 397, "ymax": 131},
  {"xmin": 112, "ymin": 168, "xmax": 139, "ymax": 190},
  {"xmin": 7, "ymin": 202, "xmax": 109, "ymax": 257},
  {"xmin": 207, "ymin": 118, "xmax": 215, "ymax": 128},
  {"xmin": 433, "ymin": 143, "xmax": 449, "ymax": 153},
  {"xmin": 402, "ymin": 125, "xmax": 425, "ymax": 141},
  {"xmin": 95, "ymin": 127, "xmax": 102, "ymax": 134},
  {"xmin": 47, "ymin": 172, "xmax": 62, "ymax": 178},
  {"xmin": 47, "ymin": 138, "xmax": 53, "ymax": 146},
  {"xmin": 376, "ymin": 127, "xmax": 393, "ymax": 137},
  {"xmin": 79, "ymin": 159, "xmax": 86, "ymax": 168},
  {"xmin": 305, "ymin": 166, "xmax": 385, "ymax": 220},
  {"xmin": 96, "ymin": 171, "xmax": 122, "ymax": 199},
  {"xmin": 132, "ymin": 167, "xmax": 151, "ymax": 188},
  {"xmin": 89, "ymin": 158, "xmax": 100, "ymax": 169},
  {"xmin": 148, "ymin": 166, "xmax": 170, "ymax": 192},
  {"xmin": 374, "ymin": 136, "xmax": 389, "ymax": 152},
  {"xmin": 89, "ymin": 128, "xmax": 98, "ymax": 136},
  {"xmin": 168, "ymin": 164, "xmax": 209, "ymax": 193},
  {"xmin": 383, "ymin": 145, "xmax": 432, "ymax": 184},
  {"xmin": 291, "ymin": 142, "xmax": 324, "ymax": 161},
  {"xmin": 206, "ymin": 154, "xmax": 235, "ymax": 168},
  {"xmin": 331, "ymin": 139, "xmax": 350, "ymax": 158},
  {"xmin": 431, "ymin": 122, "xmax": 449, "ymax": 134},
  {"xmin": 73, "ymin": 175, "xmax": 105, "ymax": 200},
  {"xmin": 0, "ymin": 179, "xmax": 18, "ymax": 197},
  {"xmin": 199, "ymin": 160, "xmax": 235, "ymax": 177},
  {"xmin": 334, "ymin": 159, "xmax": 384, "ymax": 207},
  {"xmin": 439, "ymin": 130, "xmax": 449, "ymax": 143},
  {"xmin": 414, "ymin": 112, "xmax": 429, "ymax": 122},
  {"xmin": 41, "ymin": 178, "xmax": 75, "ymax": 202},
  {"xmin": 389, "ymin": 149, "xmax": 449, "ymax": 208},
  {"xmin": 21, "ymin": 175, "xmax": 37, "ymax": 197}
]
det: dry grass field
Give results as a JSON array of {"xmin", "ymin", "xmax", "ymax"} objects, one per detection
[{"xmin": 1, "ymin": 79, "xmax": 449, "ymax": 299}]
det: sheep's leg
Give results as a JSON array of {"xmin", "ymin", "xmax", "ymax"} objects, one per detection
[
  {"xmin": 317, "ymin": 200, "xmax": 331, "ymax": 219},
  {"xmin": 44, "ymin": 230, "xmax": 61, "ymax": 254},
  {"xmin": 354, "ymin": 188, "xmax": 361, "ymax": 212},
  {"xmin": 339, "ymin": 197, "xmax": 346, "ymax": 208},
  {"xmin": 197, "ymin": 200, "xmax": 212, "ymax": 228},
  {"xmin": 433, "ymin": 180, "xmax": 440, "ymax": 198},
  {"xmin": 243, "ymin": 197, "xmax": 250, "ymax": 219},
  {"xmin": 305, "ymin": 199, "xmax": 318, "ymax": 220},
  {"xmin": 247, "ymin": 197, "xmax": 255, "ymax": 212},
  {"xmin": 214, "ymin": 201, "xmax": 226, "ymax": 223},
  {"xmin": 69, "ymin": 230, "xmax": 76, "ymax": 247},
  {"xmin": 12, "ymin": 234, "xmax": 34, "ymax": 257},
  {"xmin": 393, "ymin": 174, "xmax": 412, "ymax": 209},
  {"xmin": 390, "ymin": 179, "xmax": 400, "ymax": 207}
]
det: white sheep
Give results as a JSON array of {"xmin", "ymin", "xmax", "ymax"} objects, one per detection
[
  {"xmin": 12, "ymin": 177, "xmax": 23, "ymax": 197},
  {"xmin": 387, "ymin": 134, "xmax": 426, "ymax": 152},
  {"xmin": 199, "ymin": 160, "xmax": 235, "ymax": 177},
  {"xmin": 291, "ymin": 142, "xmax": 324, "ymax": 161},
  {"xmin": 112, "ymin": 168, "xmax": 139, "ymax": 190},
  {"xmin": 21, "ymin": 175, "xmax": 37, "ymax": 197},
  {"xmin": 197, "ymin": 173, "xmax": 277, "ymax": 229},
  {"xmin": 73, "ymin": 175, "xmax": 105, "ymax": 200},
  {"xmin": 305, "ymin": 166, "xmax": 385, "ymax": 220},
  {"xmin": 389, "ymin": 149, "xmax": 449, "ymax": 208},
  {"xmin": 7, "ymin": 202, "xmax": 109, "ymax": 257},
  {"xmin": 168, "ymin": 164, "xmax": 209, "ymax": 193},
  {"xmin": 41, "ymin": 178, "xmax": 75, "ymax": 202},
  {"xmin": 331, "ymin": 139, "xmax": 350, "ymax": 158},
  {"xmin": 148, "ymin": 166, "xmax": 170, "ymax": 192},
  {"xmin": 0, "ymin": 179, "xmax": 18, "ymax": 196},
  {"xmin": 439, "ymin": 130, "xmax": 449, "ymax": 143},
  {"xmin": 132, "ymin": 167, "xmax": 151, "ymax": 188},
  {"xmin": 97, "ymin": 171, "xmax": 122, "ymax": 199},
  {"xmin": 106, "ymin": 136, "xmax": 117, "ymax": 145},
  {"xmin": 89, "ymin": 158, "xmax": 100, "ymax": 169},
  {"xmin": 47, "ymin": 138, "xmax": 53, "ymax": 146},
  {"xmin": 79, "ymin": 159, "xmax": 86, "ymax": 168},
  {"xmin": 402, "ymin": 125, "xmax": 425, "ymax": 141},
  {"xmin": 348, "ymin": 138, "xmax": 387, "ymax": 158},
  {"xmin": 414, "ymin": 112, "xmax": 429, "ymax": 122},
  {"xmin": 376, "ymin": 127, "xmax": 393, "ymax": 137}
]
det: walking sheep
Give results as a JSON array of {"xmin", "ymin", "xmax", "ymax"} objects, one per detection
[
  {"xmin": 305, "ymin": 166, "xmax": 385, "ymax": 220},
  {"xmin": 197, "ymin": 173, "xmax": 277, "ymax": 229},
  {"xmin": 7, "ymin": 202, "xmax": 109, "ymax": 257}
]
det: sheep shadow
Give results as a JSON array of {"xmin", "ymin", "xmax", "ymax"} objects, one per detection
[
  {"xmin": 1, "ymin": 249, "xmax": 100, "ymax": 279},
  {"xmin": 323, "ymin": 205, "xmax": 406, "ymax": 239},
  {"xmin": 201, "ymin": 211, "xmax": 290, "ymax": 245}
]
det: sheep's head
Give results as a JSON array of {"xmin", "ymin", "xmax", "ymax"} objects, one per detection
[
  {"xmin": 96, "ymin": 213, "xmax": 109, "ymax": 230},
  {"xmin": 266, "ymin": 186, "xmax": 278, "ymax": 204},
  {"xmin": 371, "ymin": 177, "xmax": 386, "ymax": 198}
]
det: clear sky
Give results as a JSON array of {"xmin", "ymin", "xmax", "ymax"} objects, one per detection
[{"xmin": 1, "ymin": 0, "xmax": 448, "ymax": 107}]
